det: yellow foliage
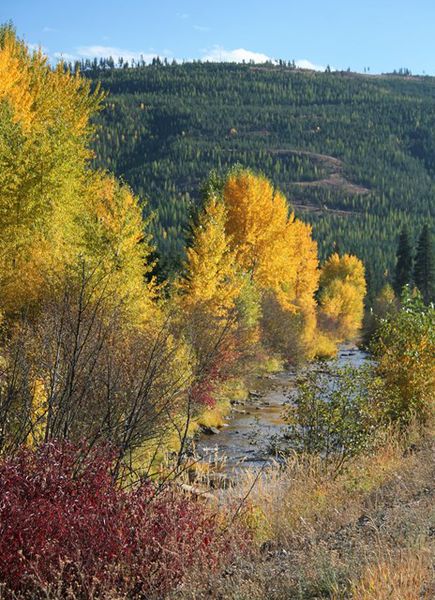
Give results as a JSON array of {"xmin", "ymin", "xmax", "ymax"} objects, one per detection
[
  {"xmin": 312, "ymin": 331, "xmax": 338, "ymax": 359},
  {"xmin": 319, "ymin": 253, "xmax": 366, "ymax": 341},
  {"xmin": 373, "ymin": 283, "xmax": 398, "ymax": 318},
  {"xmin": 0, "ymin": 30, "xmax": 155, "ymax": 326},
  {"xmin": 26, "ymin": 378, "xmax": 47, "ymax": 447},
  {"xmin": 177, "ymin": 196, "xmax": 240, "ymax": 317},
  {"xmin": 223, "ymin": 170, "xmax": 292, "ymax": 295},
  {"xmin": 0, "ymin": 30, "xmax": 33, "ymax": 131},
  {"xmin": 0, "ymin": 28, "xmax": 103, "ymax": 314},
  {"xmin": 79, "ymin": 173, "xmax": 157, "ymax": 325},
  {"xmin": 222, "ymin": 169, "xmax": 320, "ymax": 357}
]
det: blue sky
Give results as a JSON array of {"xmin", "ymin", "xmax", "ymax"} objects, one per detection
[{"xmin": 2, "ymin": 0, "xmax": 435, "ymax": 74}]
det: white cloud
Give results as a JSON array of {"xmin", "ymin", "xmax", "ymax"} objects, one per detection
[
  {"xmin": 177, "ymin": 13, "xmax": 189, "ymax": 19},
  {"xmin": 202, "ymin": 45, "xmax": 272, "ymax": 63},
  {"xmin": 42, "ymin": 26, "xmax": 57, "ymax": 33},
  {"xmin": 50, "ymin": 41, "xmax": 332, "ymax": 73},
  {"xmin": 53, "ymin": 51, "xmax": 79, "ymax": 62},
  {"xmin": 193, "ymin": 25, "xmax": 210, "ymax": 32},
  {"xmin": 295, "ymin": 59, "xmax": 330, "ymax": 71}
]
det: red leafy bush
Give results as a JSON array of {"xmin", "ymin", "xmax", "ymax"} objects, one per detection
[
  {"xmin": 191, "ymin": 342, "xmax": 241, "ymax": 408},
  {"xmin": 0, "ymin": 443, "xmax": 242, "ymax": 598}
]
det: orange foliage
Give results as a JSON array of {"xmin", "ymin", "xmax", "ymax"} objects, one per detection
[
  {"xmin": 0, "ymin": 30, "xmax": 33, "ymax": 130},
  {"xmin": 222, "ymin": 169, "xmax": 319, "ymax": 355}
]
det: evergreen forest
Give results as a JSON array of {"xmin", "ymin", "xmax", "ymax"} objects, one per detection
[{"xmin": 78, "ymin": 59, "xmax": 435, "ymax": 298}]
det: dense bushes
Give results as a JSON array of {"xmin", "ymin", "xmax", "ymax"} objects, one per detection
[
  {"xmin": 0, "ymin": 442, "xmax": 242, "ymax": 598},
  {"xmin": 270, "ymin": 292, "xmax": 434, "ymax": 474},
  {"xmin": 371, "ymin": 291, "xmax": 435, "ymax": 427}
]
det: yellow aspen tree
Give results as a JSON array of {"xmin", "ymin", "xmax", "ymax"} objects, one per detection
[
  {"xmin": 177, "ymin": 196, "xmax": 240, "ymax": 317},
  {"xmin": 319, "ymin": 253, "xmax": 367, "ymax": 341},
  {"xmin": 223, "ymin": 169, "xmax": 291, "ymax": 296},
  {"xmin": 0, "ymin": 28, "xmax": 33, "ymax": 131},
  {"xmin": 223, "ymin": 168, "xmax": 319, "ymax": 308},
  {"xmin": 284, "ymin": 219, "xmax": 319, "ymax": 349},
  {"xmin": 222, "ymin": 168, "xmax": 320, "ymax": 358},
  {"xmin": 78, "ymin": 173, "xmax": 158, "ymax": 326},
  {"xmin": 0, "ymin": 27, "xmax": 103, "ymax": 313}
]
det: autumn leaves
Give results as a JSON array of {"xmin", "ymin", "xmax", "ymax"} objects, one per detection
[
  {"xmin": 0, "ymin": 30, "xmax": 367, "ymax": 458},
  {"xmin": 178, "ymin": 168, "xmax": 366, "ymax": 363}
]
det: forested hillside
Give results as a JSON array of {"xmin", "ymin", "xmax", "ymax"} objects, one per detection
[
  {"xmin": 1, "ymin": 29, "xmax": 434, "ymax": 599},
  {"xmin": 83, "ymin": 60, "xmax": 435, "ymax": 297}
]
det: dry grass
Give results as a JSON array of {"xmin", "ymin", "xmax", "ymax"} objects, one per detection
[
  {"xmin": 229, "ymin": 436, "xmax": 406, "ymax": 547},
  {"xmin": 179, "ymin": 430, "xmax": 434, "ymax": 599},
  {"xmin": 350, "ymin": 548, "xmax": 433, "ymax": 600}
]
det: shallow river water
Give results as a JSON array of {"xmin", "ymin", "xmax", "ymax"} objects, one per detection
[{"xmin": 195, "ymin": 344, "xmax": 368, "ymax": 476}]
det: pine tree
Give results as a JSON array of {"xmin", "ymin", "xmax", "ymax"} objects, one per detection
[
  {"xmin": 393, "ymin": 228, "xmax": 413, "ymax": 297},
  {"xmin": 414, "ymin": 224, "xmax": 434, "ymax": 304}
]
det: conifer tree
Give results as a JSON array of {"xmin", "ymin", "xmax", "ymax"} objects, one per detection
[
  {"xmin": 414, "ymin": 224, "xmax": 434, "ymax": 304},
  {"xmin": 393, "ymin": 228, "xmax": 413, "ymax": 297}
]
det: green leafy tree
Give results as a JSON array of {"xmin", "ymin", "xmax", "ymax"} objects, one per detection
[{"xmin": 371, "ymin": 290, "xmax": 434, "ymax": 427}]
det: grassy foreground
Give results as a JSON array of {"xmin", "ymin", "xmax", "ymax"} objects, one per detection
[{"xmin": 178, "ymin": 427, "xmax": 434, "ymax": 599}]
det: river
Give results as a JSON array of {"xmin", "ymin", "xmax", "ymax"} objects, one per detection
[{"xmin": 195, "ymin": 344, "xmax": 368, "ymax": 480}]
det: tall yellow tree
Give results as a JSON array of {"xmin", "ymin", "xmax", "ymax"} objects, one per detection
[
  {"xmin": 223, "ymin": 169, "xmax": 319, "ymax": 307},
  {"xmin": 0, "ymin": 26, "xmax": 103, "ymax": 313},
  {"xmin": 78, "ymin": 173, "xmax": 157, "ymax": 326},
  {"xmin": 318, "ymin": 253, "xmax": 366, "ymax": 341},
  {"xmin": 223, "ymin": 169, "xmax": 291, "ymax": 295},
  {"xmin": 177, "ymin": 196, "xmax": 240, "ymax": 317},
  {"xmin": 222, "ymin": 168, "xmax": 320, "ymax": 356}
]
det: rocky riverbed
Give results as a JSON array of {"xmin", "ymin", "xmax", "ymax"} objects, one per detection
[{"xmin": 194, "ymin": 344, "xmax": 368, "ymax": 480}]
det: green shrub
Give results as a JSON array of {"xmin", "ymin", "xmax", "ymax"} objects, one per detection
[
  {"xmin": 370, "ymin": 289, "xmax": 434, "ymax": 427},
  {"xmin": 272, "ymin": 364, "xmax": 376, "ymax": 475}
]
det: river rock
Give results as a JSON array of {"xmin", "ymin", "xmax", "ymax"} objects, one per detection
[{"xmin": 200, "ymin": 425, "xmax": 220, "ymax": 435}]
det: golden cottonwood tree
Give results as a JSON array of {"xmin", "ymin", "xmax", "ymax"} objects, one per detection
[
  {"xmin": 318, "ymin": 253, "xmax": 366, "ymax": 341},
  {"xmin": 0, "ymin": 29, "xmax": 156, "ymax": 325},
  {"xmin": 0, "ymin": 30, "xmax": 33, "ymax": 131},
  {"xmin": 0, "ymin": 27, "xmax": 103, "ymax": 313},
  {"xmin": 174, "ymin": 196, "xmax": 244, "ymax": 412},
  {"xmin": 223, "ymin": 170, "xmax": 291, "ymax": 295},
  {"xmin": 177, "ymin": 196, "xmax": 240, "ymax": 317},
  {"xmin": 222, "ymin": 168, "xmax": 319, "ymax": 356},
  {"xmin": 0, "ymin": 28, "xmax": 192, "ymax": 462},
  {"xmin": 79, "ymin": 173, "xmax": 157, "ymax": 325},
  {"xmin": 284, "ymin": 218, "xmax": 319, "ymax": 349},
  {"xmin": 223, "ymin": 169, "xmax": 318, "ymax": 307}
]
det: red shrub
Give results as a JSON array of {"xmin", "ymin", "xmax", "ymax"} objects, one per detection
[
  {"xmin": 191, "ymin": 342, "xmax": 241, "ymax": 408},
  {"xmin": 0, "ymin": 443, "xmax": 242, "ymax": 597}
]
